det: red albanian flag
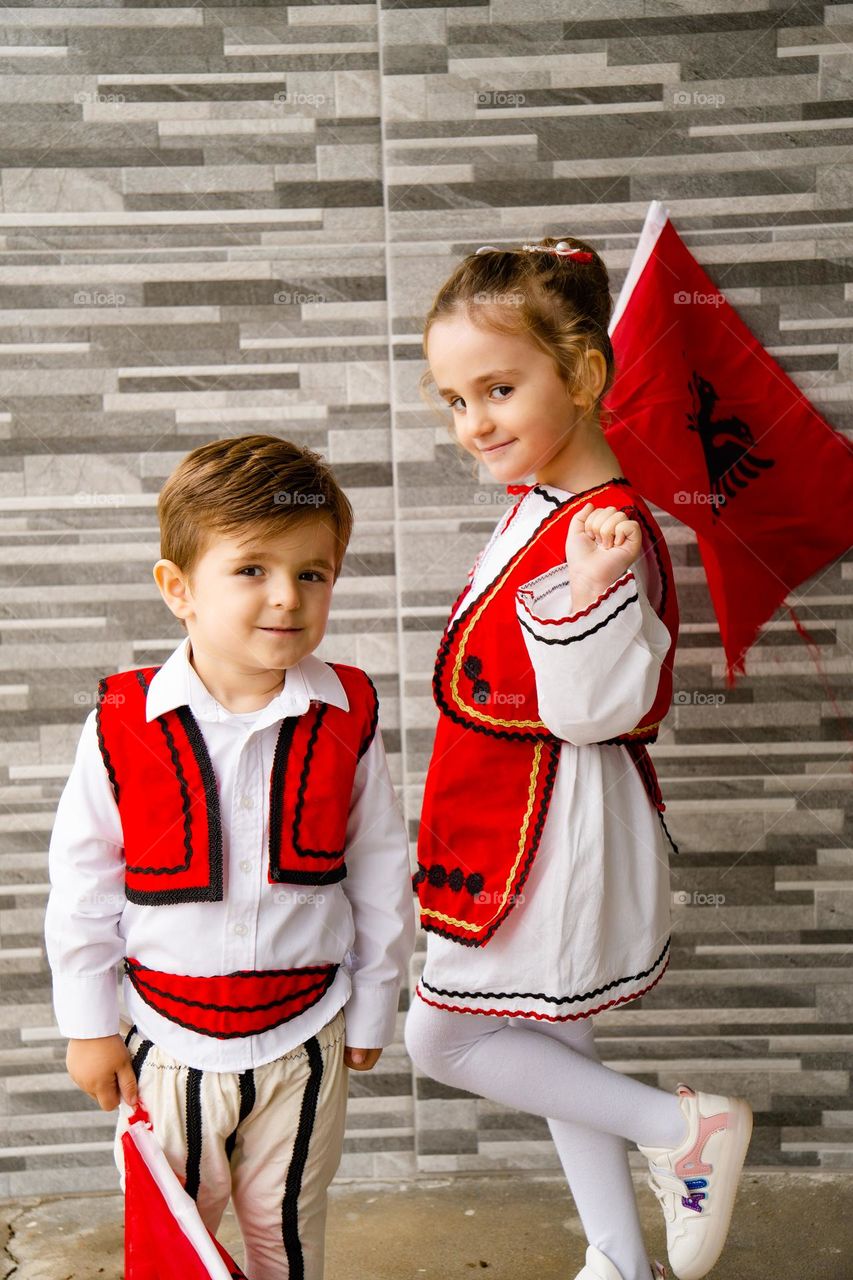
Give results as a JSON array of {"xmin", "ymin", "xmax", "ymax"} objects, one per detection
[
  {"xmin": 603, "ymin": 200, "xmax": 853, "ymax": 685},
  {"xmin": 123, "ymin": 1104, "xmax": 249, "ymax": 1280}
]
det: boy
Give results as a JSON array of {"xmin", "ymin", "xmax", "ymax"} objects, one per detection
[{"xmin": 44, "ymin": 434, "xmax": 416, "ymax": 1280}]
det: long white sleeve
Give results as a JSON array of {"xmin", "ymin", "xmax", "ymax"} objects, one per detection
[
  {"xmin": 514, "ymin": 549, "xmax": 672, "ymax": 746},
  {"xmin": 339, "ymin": 728, "xmax": 416, "ymax": 1049},
  {"xmin": 44, "ymin": 710, "xmax": 127, "ymax": 1038}
]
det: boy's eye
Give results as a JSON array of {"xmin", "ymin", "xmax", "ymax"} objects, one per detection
[{"xmin": 236, "ymin": 567, "xmax": 328, "ymax": 583}]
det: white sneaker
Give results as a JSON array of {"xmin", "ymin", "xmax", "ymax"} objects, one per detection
[
  {"xmin": 573, "ymin": 1244, "xmax": 668, "ymax": 1279},
  {"xmin": 638, "ymin": 1082, "xmax": 753, "ymax": 1280}
]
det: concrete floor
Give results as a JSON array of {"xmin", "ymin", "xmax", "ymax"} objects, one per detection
[{"xmin": 2, "ymin": 1171, "xmax": 851, "ymax": 1279}]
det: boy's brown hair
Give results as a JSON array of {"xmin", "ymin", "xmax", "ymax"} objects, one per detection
[{"xmin": 157, "ymin": 434, "xmax": 354, "ymax": 580}]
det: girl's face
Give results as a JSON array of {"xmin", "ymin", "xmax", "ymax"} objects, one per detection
[{"xmin": 426, "ymin": 314, "xmax": 589, "ymax": 486}]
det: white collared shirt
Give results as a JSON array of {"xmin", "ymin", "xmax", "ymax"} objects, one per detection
[{"xmin": 44, "ymin": 637, "xmax": 416, "ymax": 1072}]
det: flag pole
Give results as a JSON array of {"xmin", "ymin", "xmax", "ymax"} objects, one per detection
[{"xmin": 609, "ymin": 200, "xmax": 670, "ymax": 337}]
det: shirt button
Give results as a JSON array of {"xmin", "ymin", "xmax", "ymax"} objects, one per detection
[
  {"xmin": 240, "ymin": 794, "xmax": 254, "ymax": 809},
  {"xmin": 233, "ymin": 923, "xmax": 248, "ymax": 936},
  {"xmin": 239, "ymin": 859, "xmax": 252, "ymax": 874}
]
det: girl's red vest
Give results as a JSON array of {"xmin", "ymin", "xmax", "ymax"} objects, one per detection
[
  {"xmin": 414, "ymin": 479, "xmax": 680, "ymax": 948},
  {"xmin": 96, "ymin": 661, "xmax": 379, "ymax": 905}
]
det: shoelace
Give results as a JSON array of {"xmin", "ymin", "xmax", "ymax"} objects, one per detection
[{"xmin": 647, "ymin": 1166, "xmax": 708, "ymax": 1216}]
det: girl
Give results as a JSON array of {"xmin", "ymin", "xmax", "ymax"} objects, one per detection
[{"xmin": 404, "ymin": 237, "xmax": 753, "ymax": 1280}]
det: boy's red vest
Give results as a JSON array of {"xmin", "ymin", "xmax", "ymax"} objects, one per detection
[
  {"xmin": 95, "ymin": 660, "xmax": 379, "ymax": 1038},
  {"xmin": 414, "ymin": 479, "xmax": 680, "ymax": 948},
  {"xmin": 96, "ymin": 661, "xmax": 379, "ymax": 905}
]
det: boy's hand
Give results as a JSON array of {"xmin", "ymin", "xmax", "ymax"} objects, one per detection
[
  {"xmin": 565, "ymin": 501, "xmax": 643, "ymax": 609},
  {"xmin": 67, "ymin": 1035, "xmax": 139, "ymax": 1111},
  {"xmin": 344, "ymin": 1046, "xmax": 382, "ymax": 1071}
]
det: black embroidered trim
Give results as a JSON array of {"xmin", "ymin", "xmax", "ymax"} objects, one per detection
[
  {"xmin": 225, "ymin": 1069, "xmax": 256, "ymax": 1162},
  {"xmin": 267, "ymin": 715, "xmax": 348, "ymax": 884},
  {"xmin": 518, "ymin": 589, "xmax": 639, "ymax": 646},
  {"xmin": 346, "ymin": 664, "xmax": 379, "ymax": 760},
  {"xmin": 122, "ymin": 700, "xmax": 223, "ymax": 904},
  {"xmin": 270, "ymin": 669, "xmax": 376, "ymax": 880},
  {"xmin": 123, "ymin": 963, "xmax": 339, "ymax": 1039},
  {"xmin": 184, "ymin": 1068, "xmax": 203, "ymax": 1202},
  {"xmin": 599, "ymin": 726, "xmax": 659, "ymax": 746},
  {"xmin": 432, "ymin": 479, "xmax": 633, "ymax": 744},
  {"xmin": 130, "ymin": 1036, "xmax": 153, "ymax": 1080},
  {"xmin": 291, "ymin": 707, "xmax": 331, "ymax": 858},
  {"xmin": 420, "ymin": 935, "xmax": 671, "ymax": 1004},
  {"xmin": 269, "ymin": 714, "xmax": 298, "ymax": 877},
  {"xmin": 281, "ymin": 1035, "xmax": 324, "ymax": 1280},
  {"xmin": 270, "ymin": 866, "xmax": 348, "ymax": 886},
  {"xmin": 123, "ymin": 1023, "xmax": 137, "ymax": 1047},
  {"xmin": 532, "ymin": 484, "xmax": 564, "ymax": 508},
  {"xmin": 95, "ymin": 677, "xmax": 120, "ymax": 804},
  {"xmin": 125, "ymin": 964, "xmax": 337, "ymax": 1015},
  {"xmin": 419, "ymin": 736, "xmax": 561, "ymax": 947}
]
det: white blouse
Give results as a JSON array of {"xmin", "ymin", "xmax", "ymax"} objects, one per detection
[{"xmin": 415, "ymin": 482, "xmax": 675, "ymax": 1021}]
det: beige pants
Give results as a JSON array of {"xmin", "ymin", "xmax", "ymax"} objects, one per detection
[{"xmin": 114, "ymin": 1007, "xmax": 348, "ymax": 1280}]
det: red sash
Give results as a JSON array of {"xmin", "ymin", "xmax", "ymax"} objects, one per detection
[
  {"xmin": 96, "ymin": 662, "xmax": 378, "ymax": 904},
  {"xmin": 124, "ymin": 958, "xmax": 338, "ymax": 1038},
  {"xmin": 415, "ymin": 480, "xmax": 679, "ymax": 947}
]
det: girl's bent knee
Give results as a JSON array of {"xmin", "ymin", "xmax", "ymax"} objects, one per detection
[
  {"xmin": 403, "ymin": 995, "xmax": 435, "ymax": 1072},
  {"xmin": 404, "ymin": 996, "xmax": 462, "ymax": 1081}
]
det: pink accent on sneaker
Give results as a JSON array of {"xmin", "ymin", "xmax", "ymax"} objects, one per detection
[{"xmin": 673, "ymin": 1104, "xmax": 731, "ymax": 1179}]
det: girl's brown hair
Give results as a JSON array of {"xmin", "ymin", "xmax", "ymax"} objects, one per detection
[
  {"xmin": 157, "ymin": 434, "xmax": 353, "ymax": 580},
  {"xmin": 419, "ymin": 235, "xmax": 615, "ymax": 428}
]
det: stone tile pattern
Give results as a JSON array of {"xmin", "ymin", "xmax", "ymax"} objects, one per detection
[{"xmin": 0, "ymin": 0, "xmax": 850, "ymax": 1198}]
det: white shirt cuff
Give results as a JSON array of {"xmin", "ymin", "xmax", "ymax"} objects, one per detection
[
  {"xmin": 342, "ymin": 978, "xmax": 401, "ymax": 1049},
  {"xmin": 52, "ymin": 969, "xmax": 121, "ymax": 1039}
]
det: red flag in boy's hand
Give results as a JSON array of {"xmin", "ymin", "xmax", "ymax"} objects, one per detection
[
  {"xmin": 123, "ymin": 1104, "xmax": 249, "ymax": 1280},
  {"xmin": 603, "ymin": 201, "xmax": 853, "ymax": 685}
]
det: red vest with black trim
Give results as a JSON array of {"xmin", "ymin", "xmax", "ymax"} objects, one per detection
[
  {"xmin": 414, "ymin": 479, "xmax": 680, "ymax": 948},
  {"xmin": 95, "ymin": 661, "xmax": 379, "ymax": 905}
]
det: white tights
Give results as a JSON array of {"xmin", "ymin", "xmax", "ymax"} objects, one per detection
[{"xmin": 404, "ymin": 997, "xmax": 688, "ymax": 1280}]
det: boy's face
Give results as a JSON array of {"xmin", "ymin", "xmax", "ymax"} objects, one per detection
[{"xmin": 157, "ymin": 515, "xmax": 340, "ymax": 673}]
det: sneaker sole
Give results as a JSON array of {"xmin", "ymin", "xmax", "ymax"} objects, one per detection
[{"xmin": 672, "ymin": 1098, "xmax": 753, "ymax": 1280}]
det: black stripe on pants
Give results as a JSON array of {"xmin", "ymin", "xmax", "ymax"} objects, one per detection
[
  {"xmin": 129, "ymin": 1032, "xmax": 153, "ymax": 1081},
  {"xmin": 184, "ymin": 1067, "xmax": 204, "ymax": 1202},
  {"xmin": 225, "ymin": 1069, "xmax": 256, "ymax": 1162},
  {"xmin": 281, "ymin": 1036, "xmax": 324, "ymax": 1280}
]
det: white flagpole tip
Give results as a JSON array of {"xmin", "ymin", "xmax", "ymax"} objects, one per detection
[{"xmin": 609, "ymin": 201, "xmax": 671, "ymax": 337}]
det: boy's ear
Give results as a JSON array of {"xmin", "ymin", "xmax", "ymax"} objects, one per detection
[{"xmin": 153, "ymin": 559, "xmax": 194, "ymax": 622}]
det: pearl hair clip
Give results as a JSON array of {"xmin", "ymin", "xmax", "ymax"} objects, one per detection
[{"xmin": 475, "ymin": 241, "xmax": 593, "ymax": 262}]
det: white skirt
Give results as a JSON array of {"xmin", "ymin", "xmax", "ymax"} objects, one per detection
[{"xmin": 415, "ymin": 738, "xmax": 673, "ymax": 1021}]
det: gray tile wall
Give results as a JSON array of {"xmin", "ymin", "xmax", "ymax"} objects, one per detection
[{"xmin": 0, "ymin": 0, "xmax": 850, "ymax": 1197}]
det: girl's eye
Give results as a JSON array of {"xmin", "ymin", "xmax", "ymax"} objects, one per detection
[
  {"xmin": 237, "ymin": 566, "xmax": 263, "ymax": 576},
  {"xmin": 448, "ymin": 385, "xmax": 512, "ymax": 411},
  {"xmin": 300, "ymin": 571, "xmax": 327, "ymax": 583}
]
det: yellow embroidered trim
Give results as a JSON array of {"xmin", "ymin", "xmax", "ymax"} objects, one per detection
[
  {"xmin": 621, "ymin": 719, "xmax": 662, "ymax": 738},
  {"xmin": 449, "ymin": 485, "xmax": 616, "ymax": 729},
  {"xmin": 420, "ymin": 742, "xmax": 543, "ymax": 935}
]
